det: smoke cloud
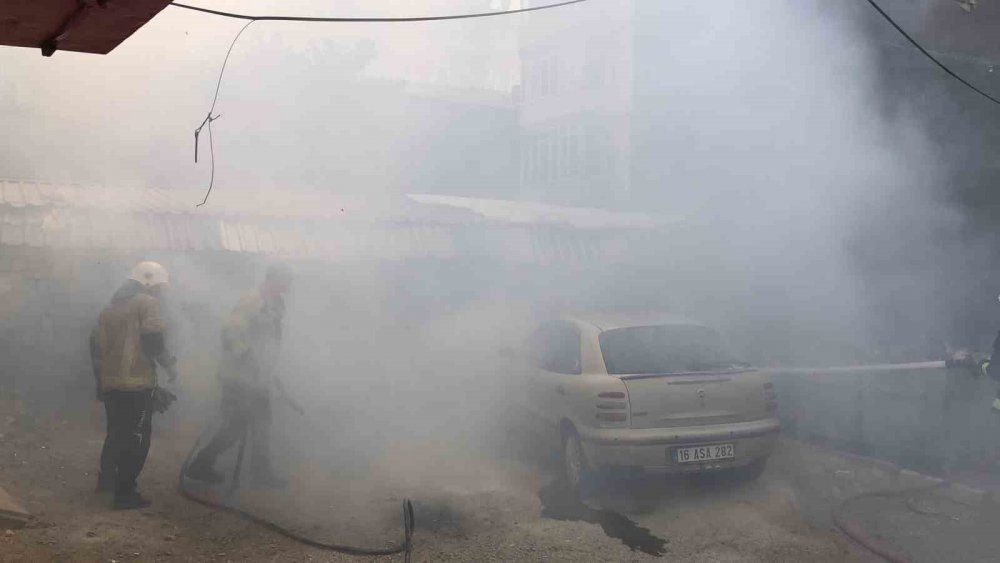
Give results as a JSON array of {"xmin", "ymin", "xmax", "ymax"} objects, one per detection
[{"xmin": 2, "ymin": 0, "xmax": 997, "ymax": 541}]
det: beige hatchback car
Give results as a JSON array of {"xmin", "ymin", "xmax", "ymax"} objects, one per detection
[{"xmin": 516, "ymin": 315, "xmax": 779, "ymax": 492}]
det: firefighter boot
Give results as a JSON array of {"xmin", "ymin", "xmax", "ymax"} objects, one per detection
[{"xmin": 185, "ymin": 458, "xmax": 226, "ymax": 485}]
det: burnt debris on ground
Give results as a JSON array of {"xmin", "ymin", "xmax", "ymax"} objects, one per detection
[{"xmin": 538, "ymin": 478, "xmax": 668, "ymax": 557}]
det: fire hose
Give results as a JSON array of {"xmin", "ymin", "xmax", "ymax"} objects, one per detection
[
  {"xmin": 178, "ymin": 423, "xmax": 415, "ymax": 561},
  {"xmin": 769, "ymin": 361, "xmax": 973, "ymax": 563},
  {"xmin": 832, "ymin": 479, "xmax": 953, "ymax": 563}
]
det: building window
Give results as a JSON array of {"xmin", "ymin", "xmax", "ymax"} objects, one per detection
[
  {"xmin": 583, "ymin": 36, "xmax": 621, "ymax": 94},
  {"xmin": 568, "ymin": 124, "xmax": 582, "ymax": 178},
  {"xmin": 542, "ymin": 133, "xmax": 556, "ymax": 183},
  {"xmin": 523, "ymin": 53, "xmax": 559, "ymax": 100},
  {"xmin": 584, "ymin": 43, "xmax": 605, "ymax": 91},
  {"xmin": 522, "ymin": 120, "xmax": 593, "ymax": 192}
]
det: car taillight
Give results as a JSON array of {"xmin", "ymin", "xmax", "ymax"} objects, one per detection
[
  {"xmin": 763, "ymin": 381, "xmax": 778, "ymax": 412},
  {"xmin": 596, "ymin": 391, "xmax": 628, "ymax": 424}
]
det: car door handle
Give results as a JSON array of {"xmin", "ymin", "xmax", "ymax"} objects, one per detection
[{"xmin": 556, "ymin": 385, "xmax": 566, "ymax": 395}]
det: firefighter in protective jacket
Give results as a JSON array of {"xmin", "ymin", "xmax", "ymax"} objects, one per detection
[
  {"xmin": 186, "ymin": 265, "xmax": 293, "ymax": 487},
  {"xmin": 92, "ymin": 261, "xmax": 177, "ymax": 510}
]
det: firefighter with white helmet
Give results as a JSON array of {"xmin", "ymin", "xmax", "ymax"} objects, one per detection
[
  {"xmin": 89, "ymin": 260, "xmax": 178, "ymax": 509},
  {"xmin": 130, "ymin": 261, "xmax": 170, "ymax": 288}
]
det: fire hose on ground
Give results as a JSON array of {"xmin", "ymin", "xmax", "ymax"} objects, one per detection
[
  {"xmin": 772, "ymin": 360, "xmax": 977, "ymax": 563},
  {"xmin": 832, "ymin": 480, "xmax": 953, "ymax": 563},
  {"xmin": 178, "ymin": 422, "xmax": 415, "ymax": 561},
  {"xmin": 172, "ymin": 359, "xmax": 977, "ymax": 562}
]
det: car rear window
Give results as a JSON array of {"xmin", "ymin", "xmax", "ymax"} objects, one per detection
[{"xmin": 599, "ymin": 325, "xmax": 747, "ymax": 375}]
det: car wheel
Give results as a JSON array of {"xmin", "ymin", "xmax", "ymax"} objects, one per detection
[{"xmin": 562, "ymin": 430, "xmax": 593, "ymax": 495}]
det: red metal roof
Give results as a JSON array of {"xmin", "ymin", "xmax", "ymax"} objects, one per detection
[{"xmin": 0, "ymin": 0, "xmax": 171, "ymax": 56}]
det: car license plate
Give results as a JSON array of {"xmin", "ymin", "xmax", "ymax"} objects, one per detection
[{"xmin": 675, "ymin": 443, "xmax": 735, "ymax": 463}]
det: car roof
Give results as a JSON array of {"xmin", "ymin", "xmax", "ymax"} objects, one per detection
[{"xmin": 561, "ymin": 312, "xmax": 706, "ymax": 332}]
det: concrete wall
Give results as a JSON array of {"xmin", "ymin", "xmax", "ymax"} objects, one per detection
[
  {"xmin": 0, "ymin": 247, "xmax": 92, "ymax": 406},
  {"xmin": 772, "ymin": 366, "xmax": 1000, "ymax": 475}
]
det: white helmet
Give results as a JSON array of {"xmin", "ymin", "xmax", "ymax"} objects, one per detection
[{"xmin": 129, "ymin": 261, "xmax": 169, "ymax": 287}]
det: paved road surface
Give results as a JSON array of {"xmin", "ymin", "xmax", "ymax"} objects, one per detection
[{"xmin": 3, "ymin": 395, "xmax": 996, "ymax": 562}]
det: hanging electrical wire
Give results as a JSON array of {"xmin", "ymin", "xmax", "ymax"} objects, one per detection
[
  {"xmin": 184, "ymin": 0, "xmax": 589, "ymax": 206},
  {"xmin": 864, "ymin": 0, "xmax": 1000, "ymax": 107},
  {"xmin": 194, "ymin": 20, "xmax": 253, "ymax": 207},
  {"xmin": 171, "ymin": 0, "xmax": 588, "ymax": 23}
]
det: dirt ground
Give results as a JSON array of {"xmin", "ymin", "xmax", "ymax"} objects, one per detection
[{"xmin": 2, "ymin": 393, "xmax": 995, "ymax": 563}]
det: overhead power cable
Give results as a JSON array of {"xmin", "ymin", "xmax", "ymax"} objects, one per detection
[
  {"xmin": 171, "ymin": 0, "xmax": 588, "ymax": 23},
  {"xmin": 182, "ymin": 0, "xmax": 589, "ymax": 207},
  {"xmin": 193, "ymin": 20, "xmax": 254, "ymax": 207},
  {"xmin": 864, "ymin": 0, "xmax": 1000, "ymax": 107}
]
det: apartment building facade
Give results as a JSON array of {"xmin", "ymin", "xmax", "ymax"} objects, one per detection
[{"xmin": 517, "ymin": 0, "xmax": 634, "ymax": 207}]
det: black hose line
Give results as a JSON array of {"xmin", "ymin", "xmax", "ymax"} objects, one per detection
[
  {"xmin": 178, "ymin": 426, "xmax": 415, "ymax": 558},
  {"xmin": 832, "ymin": 479, "xmax": 952, "ymax": 563}
]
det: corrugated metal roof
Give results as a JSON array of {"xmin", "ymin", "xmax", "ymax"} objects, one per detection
[
  {"xmin": 0, "ymin": 181, "xmax": 679, "ymax": 231},
  {"xmin": 0, "ymin": 0, "xmax": 172, "ymax": 56},
  {"xmin": 0, "ymin": 180, "xmax": 418, "ymax": 221},
  {"xmin": 2, "ymin": 213, "xmax": 25, "ymax": 246},
  {"xmin": 2, "ymin": 181, "xmax": 26, "ymax": 208},
  {"xmin": 406, "ymin": 193, "xmax": 676, "ymax": 231},
  {"xmin": 0, "ymin": 180, "xmax": 649, "ymax": 263},
  {"xmin": 1, "ymin": 205, "xmax": 637, "ymax": 265}
]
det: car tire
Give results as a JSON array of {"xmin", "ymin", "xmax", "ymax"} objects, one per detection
[{"xmin": 562, "ymin": 429, "xmax": 594, "ymax": 496}]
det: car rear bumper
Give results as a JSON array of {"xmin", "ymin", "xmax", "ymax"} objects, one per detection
[{"xmin": 579, "ymin": 418, "xmax": 780, "ymax": 472}]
